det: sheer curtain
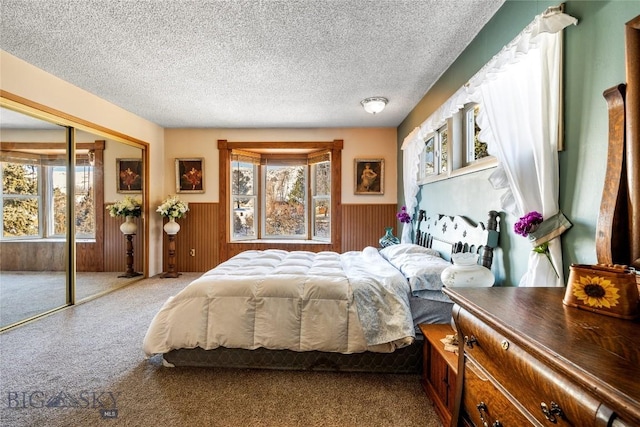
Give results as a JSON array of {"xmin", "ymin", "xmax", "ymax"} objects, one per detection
[
  {"xmin": 400, "ymin": 85, "xmax": 469, "ymax": 243},
  {"xmin": 401, "ymin": 126, "xmax": 422, "ymax": 243},
  {"xmin": 401, "ymin": 8, "xmax": 577, "ymax": 286}
]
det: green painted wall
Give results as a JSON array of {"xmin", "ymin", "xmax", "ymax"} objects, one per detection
[{"xmin": 397, "ymin": 1, "xmax": 640, "ymax": 286}]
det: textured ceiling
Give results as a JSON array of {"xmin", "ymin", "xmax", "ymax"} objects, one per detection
[{"xmin": 0, "ymin": 0, "xmax": 504, "ymax": 128}]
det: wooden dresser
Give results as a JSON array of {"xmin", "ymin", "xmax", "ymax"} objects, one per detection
[{"xmin": 443, "ymin": 287, "xmax": 640, "ymax": 427}]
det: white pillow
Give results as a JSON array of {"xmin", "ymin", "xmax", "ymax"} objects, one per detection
[
  {"xmin": 380, "ymin": 244, "xmax": 450, "ymax": 292},
  {"xmin": 379, "ymin": 243, "xmax": 441, "ymax": 259}
]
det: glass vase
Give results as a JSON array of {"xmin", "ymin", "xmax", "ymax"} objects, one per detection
[{"xmin": 379, "ymin": 227, "xmax": 400, "ymax": 248}]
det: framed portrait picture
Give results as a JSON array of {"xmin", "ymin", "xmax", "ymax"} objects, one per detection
[
  {"xmin": 116, "ymin": 158, "xmax": 143, "ymax": 193},
  {"xmin": 354, "ymin": 158, "xmax": 384, "ymax": 195},
  {"xmin": 176, "ymin": 158, "xmax": 204, "ymax": 193}
]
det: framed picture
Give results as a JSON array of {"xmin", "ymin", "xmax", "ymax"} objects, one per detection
[
  {"xmin": 176, "ymin": 158, "xmax": 204, "ymax": 193},
  {"xmin": 116, "ymin": 158, "xmax": 143, "ymax": 193},
  {"xmin": 354, "ymin": 158, "xmax": 384, "ymax": 195}
]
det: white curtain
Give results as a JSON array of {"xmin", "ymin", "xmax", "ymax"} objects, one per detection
[
  {"xmin": 400, "ymin": 85, "xmax": 470, "ymax": 243},
  {"xmin": 468, "ymin": 10, "xmax": 576, "ymax": 287},
  {"xmin": 401, "ymin": 126, "xmax": 422, "ymax": 243},
  {"xmin": 401, "ymin": 8, "xmax": 577, "ymax": 286}
]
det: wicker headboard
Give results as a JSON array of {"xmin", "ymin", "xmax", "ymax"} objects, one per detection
[{"xmin": 415, "ymin": 210, "xmax": 500, "ymax": 269}]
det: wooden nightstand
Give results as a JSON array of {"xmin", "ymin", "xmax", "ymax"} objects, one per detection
[{"xmin": 419, "ymin": 323, "xmax": 458, "ymax": 427}]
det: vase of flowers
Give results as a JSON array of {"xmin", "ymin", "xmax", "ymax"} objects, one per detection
[
  {"xmin": 514, "ymin": 211, "xmax": 559, "ymax": 278},
  {"xmin": 106, "ymin": 196, "xmax": 142, "ymax": 235},
  {"xmin": 157, "ymin": 195, "xmax": 189, "ymax": 235}
]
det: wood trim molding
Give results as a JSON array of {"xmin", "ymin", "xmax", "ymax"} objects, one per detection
[
  {"xmin": 625, "ymin": 15, "xmax": 640, "ymax": 268},
  {"xmin": 1, "ymin": 91, "xmax": 149, "ymax": 149}
]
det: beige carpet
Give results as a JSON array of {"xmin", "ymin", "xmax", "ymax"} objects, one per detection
[
  {"xmin": 0, "ymin": 273, "xmax": 443, "ymax": 427},
  {"xmin": 1, "ymin": 271, "xmax": 141, "ymax": 328}
]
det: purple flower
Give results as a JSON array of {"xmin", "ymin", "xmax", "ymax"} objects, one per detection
[
  {"xmin": 514, "ymin": 211, "xmax": 543, "ymax": 237},
  {"xmin": 514, "ymin": 211, "xmax": 559, "ymax": 278},
  {"xmin": 397, "ymin": 206, "xmax": 411, "ymax": 223}
]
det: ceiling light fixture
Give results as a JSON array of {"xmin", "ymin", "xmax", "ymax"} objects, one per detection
[{"xmin": 360, "ymin": 97, "xmax": 388, "ymax": 115}]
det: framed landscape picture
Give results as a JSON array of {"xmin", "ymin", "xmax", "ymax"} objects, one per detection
[
  {"xmin": 354, "ymin": 158, "xmax": 384, "ymax": 195},
  {"xmin": 116, "ymin": 158, "xmax": 143, "ymax": 193},
  {"xmin": 176, "ymin": 158, "xmax": 204, "ymax": 193}
]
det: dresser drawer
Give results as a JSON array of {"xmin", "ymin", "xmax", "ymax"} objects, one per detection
[
  {"xmin": 463, "ymin": 357, "xmax": 532, "ymax": 426},
  {"xmin": 456, "ymin": 307, "xmax": 604, "ymax": 426}
]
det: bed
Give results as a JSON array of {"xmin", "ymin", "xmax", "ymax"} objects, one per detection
[{"xmin": 143, "ymin": 210, "xmax": 500, "ymax": 372}]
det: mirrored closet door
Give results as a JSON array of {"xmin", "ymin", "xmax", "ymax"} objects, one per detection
[
  {"xmin": 0, "ymin": 107, "xmax": 70, "ymax": 328},
  {"xmin": 0, "ymin": 106, "xmax": 146, "ymax": 330},
  {"xmin": 75, "ymin": 130, "xmax": 144, "ymax": 302}
]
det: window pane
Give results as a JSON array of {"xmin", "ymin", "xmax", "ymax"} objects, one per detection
[
  {"xmin": 2, "ymin": 198, "xmax": 39, "ymax": 237},
  {"xmin": 51, "ymin": 165, "xmax": 95, "ymax": 237},
  {"xmin": 439, "ymin": 126, "xmax": 448, "ymax": 173},
  {"xmin": 423, "ymin": 137, "xmax": 435, "ymax": 176},
  {"xmin": 2, "ymin": 162, "xmax": 40, "ymax": 238},
  {"xmin": 313, "ymin": 198, "xmax": 330, "ymax": 239},
  {"xmin": 265, "ymin": 165, "xmax": 306, "ymax": 237},
  {"xmin": 232, "ymin": 161, "xmax": 255, "ymax": 196},
  {"xmin": 466, "ymin": 105, "xmax": 488, "ymax": 162},
  {"xmin": 2, "ymin": 162, "xmax": 38, "ymax": 195},
  {"xmin": 233, "ymin": 196, "xmax": 256, "ymax": 238},
  {"xmin": 313, "ymin": 162, "xmax": 330, "ymax": 196},
  {"xmin": 74, "ymin": 165, "xmax": 95, "ymax": 237},
  {"xmin": 473, "ymin": 105, "xmax": 488, "ymax": 160}
]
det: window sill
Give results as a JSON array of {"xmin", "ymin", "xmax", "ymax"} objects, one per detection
[
  {"xmin": 231, "ymin": 239, "xmax": 330, "ymax": 245},
  {"xmin": 417, "ymin": 157, "xmax": 497, "ymax": 185},
  {"xmin": 1, "ymin": 238, "xmax": 96, "ymax": 243}
]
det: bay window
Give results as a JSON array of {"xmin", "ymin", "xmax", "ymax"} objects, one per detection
[
  {"xmin": 230, "ymin": 149, "xmax": 331, "ymax": 242},
  {"xmin": 1, "ymin": 152, "xmax": 96, "ymax": 240}
]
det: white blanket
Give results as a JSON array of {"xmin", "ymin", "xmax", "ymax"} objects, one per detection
[{"xmin": 143, "ymin": 248, "xmax": 415, "ymax": 356}]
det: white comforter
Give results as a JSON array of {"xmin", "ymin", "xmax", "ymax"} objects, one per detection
[{"xmin": 143, "ymin": 248, "xmax": 415, "ymax": 356}]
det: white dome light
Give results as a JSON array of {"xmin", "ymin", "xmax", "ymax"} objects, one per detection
[{"xmin": 360, "ymin": 97, "xmax": 388, "ymax": 114}]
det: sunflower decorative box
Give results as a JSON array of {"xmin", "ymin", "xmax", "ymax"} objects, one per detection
[{"xmin": 563, "ymin": 264, "xmax": 639, "ymax": 319}]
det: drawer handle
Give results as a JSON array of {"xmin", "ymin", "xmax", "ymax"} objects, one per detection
[
  {"xmin": 541, "ymin": 401, "xmax": 564, "ymax": 423},
  {"xmin": 476, "ymin": 402, "xmax": 503, "ymax": 427},
  {"xmin": 465, "ymin": 335, "xmax": 478, "ymax": 349},
  {"xmin": 477, "ymin": 402, "xmax": 489, "ymax": 427}
]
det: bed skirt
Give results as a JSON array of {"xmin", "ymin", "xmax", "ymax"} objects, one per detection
[{"xmin": 163, "ymin": 334, "xmax": 424, "ymax": 374}]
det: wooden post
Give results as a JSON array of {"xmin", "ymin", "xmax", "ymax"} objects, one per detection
[
  {"xmin": 161, "ymin": 234, "xmax": 181, "ymax": 278},
  {"xmin": 118, "ymin": 234, "xmax": 142, "ymax": 278}
]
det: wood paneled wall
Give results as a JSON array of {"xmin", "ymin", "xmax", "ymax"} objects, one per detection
[
  {"xmin": 103, "ymin": 215, "xmax": 143, "ymax": 273},
  {"xmin": 0, "ymin": 213, "xmax": 142, "ymax": 272},
  {"xmin": 0, "ymin": 241, "xmax": 67, "ymax": 271},
  {"xmin": 162, "ymin": 203, "xmax": 219, "ymax": 273},
  {"xmin": 161, "ymin": 202, "xmax": 399, "ymax": 272},
  {"xmin": 1, "ymin": 203, "xmax": 398, "ymax": 273},
  {"xmin": 340, "ymin": 204, "xmax": 399, "ymax": 252},
  {"xmin": 77, "ymin": 241, "xmax": 101, "ymax": 272}
]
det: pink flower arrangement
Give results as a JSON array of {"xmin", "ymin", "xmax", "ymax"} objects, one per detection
[{"xmin": 396, "ymin": 206, "xmax": 411, "ymax": 223}]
